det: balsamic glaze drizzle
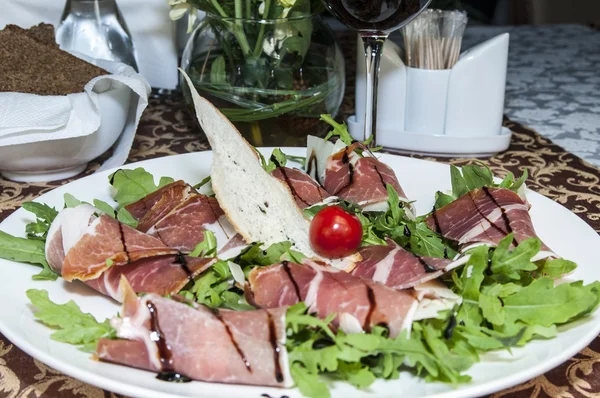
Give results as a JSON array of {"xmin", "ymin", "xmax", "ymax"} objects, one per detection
[
  {"xmin": 174, "ymin": 252, "xmax": 193, "ymax": 282},
  {"xmin": 372, "ymin": 164, "xmax": 387, "ymax": 191},
  {"xmin": 279, "ymin": 167, "xmax": 310, "ymax": 207},
  {"xmin": 364, "ymin": 285, "xmax": 377, "ymax": 332},
  {"xmin": 156, "ymin": 372, "xmax": 192, "ymax": 383},
  {"xmin": 212, "ymin": 309, "xmax": 252, "ymax": 373},
  {"xmin": 431, "ymin": 206, "xmax": 442, "ymax": 234},
  {"xmin": 306, "ymin": 152, "xmax": 318, "ymax": 180},
  {"xmin": 416, "ymin": 256, "xmax": 438, "ymax": 273},
  {"xmin": 147, "ymin": 301, "xmax": 176, "ymax": 378},
  {"xmin": 334, "ymin": 149, "xmax": 355, "ymax": 195},
  {"xmin": 482, "ymin": 187, "xmax": 518, "ymax": 246},
  {"xmin": 443, "ymin": 315, "xmax": 457, "ymax": 340},
  {"xmin": 267, "ymin": 312, "xmax": 284, "ymax": 383},
  {"xmin": 115, "ymin": 214, "xmax": 130, "ymax": 263},
  {"xmin": 281, "ymin": 261, "xmax": 301, "ymax": 301},
  {"xmin": 467, "ymin": 190, "xmax": 510, "ymax": 238}
]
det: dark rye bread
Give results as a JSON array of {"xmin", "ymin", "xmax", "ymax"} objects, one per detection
[{"xmin": 0, "ymin": 23, "xmax": 108, "ymax": 96}]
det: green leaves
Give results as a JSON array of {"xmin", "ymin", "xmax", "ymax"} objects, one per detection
[
  {"xmin": 0, "ymin": 230, "xmax": 58, "ymax": 281},
  {"xmin": 502, "ymin": 278, "xmax": 600, "ymax": 327},
  {"xmin": 189, "ymin": 231, "xmax": 217, "ymax": 258},
  {"xmin": 286, "ymin": 304, "xmax": 473, "ymax": 398},
  {"xmin": 109, "ymin": 168, "xmax": 175, "ymax": 207},
  {"xmin": 450, "ymin": 236, "xmax": 600, "ymax": 353},
  {"xmin": 27, "ymin": 289, "xmax": 114, "ymax": 352},
  {"xmin": 210, "ymin": 56, "xmax": 227, "ymax": 85},
  {"xmin": 490, "ymin": 235, "xmax": 539, "ymax": 281},
  {"xmin": 22, "ymin": 202, "xmax": 58, "ymax": 241},
  {"xmin": 321, "ymin": 114, "xmax": 354, "ymax": 146},
  {"xmin": 434, "ymin": 164, "xmax": 528, "ymax": 209}
]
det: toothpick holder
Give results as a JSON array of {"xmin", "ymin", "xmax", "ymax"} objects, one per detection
[{"xmin": 349, "ymin": 33, "xmax": 512, "ymax": 156}]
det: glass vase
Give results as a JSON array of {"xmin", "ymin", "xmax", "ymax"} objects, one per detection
[{"xmin": 181, "ymin": 13, "xmax": 345, "ymax": 147}]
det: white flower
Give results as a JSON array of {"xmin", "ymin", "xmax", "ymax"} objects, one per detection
[{"xmin": 167, "ymin": 0, "xmax": 197, "ymax": 33}]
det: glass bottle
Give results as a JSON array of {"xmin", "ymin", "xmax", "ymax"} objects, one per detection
[{"xmin": 55, "ymin": 0, "xmax": 138, "ymax": 70}]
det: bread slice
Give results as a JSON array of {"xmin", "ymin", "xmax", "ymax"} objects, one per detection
[{"xmin": 181, "ymin": 71, "xmax": 319, "ymax": 258}]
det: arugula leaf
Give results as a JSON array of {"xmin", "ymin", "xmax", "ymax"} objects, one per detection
[
  {"xmin": 64, "ymin": 193, "xmax": 85, "ymax": 208},
  {"xmin": 260, "ymin": 148, "xmax": 304, "ymax": 173},
  {"xmin": 291, "ymin": 363, "xmax": 331, "ymax": 398},
  {"xmin": 490, "ymin": 235, "xmax": 539, "ymax": 282},
  {"xmin": 108, "ymin": 168, "xmax": 175, "ymax": 207},
  {"xmin": 0, "ymin": 230, "xmax": 58, "ymax": 281},
  {"xmin": 22, "ymin": 202, "xmax": 58, "ymax": 240},
  {"xmin": 27, "ymin": 289, "xmax": 114, "ymax": 351},
  {"xmin": 92, "ymin": 199, "xmax": 138, "ymax": 228},
  {"xmin": 539, "ymin": 258, "xmax": 577, "ymax": 278},
  {"xmin": 193, "ymin": 175, "xmax": 212, "ymax": 190},
  {"xmin": 434, "ymin": 164, "xmax": 528, "ymax": 209},
  {"xmin": 502, "ymin": 278, "xmax": 600, "ymax": 327},
  {"xmin": 321, "ymin": 114, "xmax": 353, "ymax": 145},
  {"xmin": 239, "ymin": 241, "xmax": 293, "ymax": 266},
  {"xmin": 189, "ymin": 231, "xmax": 217, "ymax": 258}
]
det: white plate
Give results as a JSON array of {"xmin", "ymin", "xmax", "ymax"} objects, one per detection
[
  {"xmin": 0, "ymin": 149, "xmax": 599, "ymax": 398},
  {"xmin": 346, "ymin": 116, "xmax": 512, "ymax": 157}
]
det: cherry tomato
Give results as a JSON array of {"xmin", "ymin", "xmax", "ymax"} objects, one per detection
[{"xmin": 309, "ymin": 205, "xmax": 362, "ymax": 258}]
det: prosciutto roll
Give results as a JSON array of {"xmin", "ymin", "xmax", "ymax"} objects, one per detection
[
  {"xmin": 306, "ymin": 136, "xmax": 410, "ymax": 212},
  {"xmin": 425, "ymin": 187, "xmax": 556, "ymax": 259},
  {"xmin": 125, "ymin": 181, "xmax": 245, "ymax": 256},
  {"xmin": 247, "ymin": 260, "xmax": 417, "ymax": 338},
  {"xmin": 45, "ymin": 205, "xmax": 213, "ymax": 301},
  {"xmin": 97, "ymin": 277, "xmax": 292, "ymax": 388},
  {"xmin": 352, "ymin": 239, "xmax": 469, "ymax": 290},
  {"xmin": 271, "ymin": 167, "xmax": 331, "ymax": 209}
]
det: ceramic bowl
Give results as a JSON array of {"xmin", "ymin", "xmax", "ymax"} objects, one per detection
[{"xmin": 0, "ymin": 81, "xmax": 131, "ymax": 182}]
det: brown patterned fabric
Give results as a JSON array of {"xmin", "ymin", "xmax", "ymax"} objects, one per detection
[{"xmin": 1, "ymin": 32, "xmax": 600, "ymax": 398}]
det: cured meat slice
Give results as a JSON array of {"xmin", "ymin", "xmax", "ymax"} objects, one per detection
[
  {"xmin": 124, "ymin": 180, "xmax": 191, "ymax": 222},
  {"xmin": 45, "ymin": 205, "xmax": 216, "ymax": 301},
  {"xmin": 125, "ymin": 181, "xmax": 244, "ymax": 254},
  {"xmin": 323, "ymin": 143, "xmax": 409, "ymax": 211},
  {"xmin": 271, "ymin": 167, "xmax": 331, "ymax": 209},
  {"xmin": 247, "ymin": 260, "xmax": 417, "ymax": 338},
  {"xmin": 45, "ymin": 205, "xmax": 177, "ymax": 282},
  {"xmin": 85, "ymin": 254, "xmax": 215, "ymax": 301},
  {"xmin": 61, "ymin": 215, "xmax": 177, "ymax": 282},
  {"xmin": 97, "ymin": 277, "xmax": 292, "ymax": 388},
  {"xmin": 352, "ymin": 239, "xmax": 469, "ymax": 290},
  {"xmin": 425, "ymin": 187, "xmax": 555, "ymax": 259}
]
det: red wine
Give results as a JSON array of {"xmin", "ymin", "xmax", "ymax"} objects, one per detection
[{"xmin": 322, "ymin": 0, "xmax": 426, "ymax": 34}]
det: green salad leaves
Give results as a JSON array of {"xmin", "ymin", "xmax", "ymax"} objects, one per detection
[
  {"xmin": 435, "ymin": 164, "xmax": 528, "ymax": 209},
  {"xmin": 27, "ymin": 289, "xmax": 114, "ymax": 352}
]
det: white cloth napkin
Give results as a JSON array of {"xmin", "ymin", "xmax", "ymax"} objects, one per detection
[
  {"xmin": 0, "ymin": 56, "xmax": 151, "ymax": 172},
  {"xmin": 0, "ymin": 0, "xmax": 178, "ymax": 89}
]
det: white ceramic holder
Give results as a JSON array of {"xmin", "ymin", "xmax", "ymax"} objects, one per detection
[{"xmin": 350, "ymin": 33, "xmax": 511, "ymax": 156}]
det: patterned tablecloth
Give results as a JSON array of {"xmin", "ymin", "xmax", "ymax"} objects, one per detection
[{"xmin": 0, "ymin": 29, "xmax": 600, "ymax": 398}]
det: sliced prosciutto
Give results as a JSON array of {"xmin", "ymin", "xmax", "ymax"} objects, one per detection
[
  {"xmin": 246, "ymin": 260, "xmax": 417, "ymax": 337},
  {"xmin": 97, "ymin": 277, "xmax": 292, "ymax": 388},
  {"xmin": 425, "ymin": 187, "xmax": 555, "ymax": 259},
  {"xmin": 271, "ymin": 167, "xmax": 331, "ymax": 209},
  {"xmin": 45, "ymin": 205, "xmax": 177, "ymax": 281},
  {"xmin": 352, "ymin": 239, "xmax": 469, "ymax": 290},
  {"xmin": 306, "ymin": 136, "xmax": 410, "ymax": 212},
  {"xmin": 85, "ymin": 254, "xmax": 215, "ymax": 301},
  {"xmin": 45, "ymin": 205, "xmax": 211, "ymax": 301},
  {"xmin": 125, "ymin": 180, "xmax": 244, "ymax": 255}
]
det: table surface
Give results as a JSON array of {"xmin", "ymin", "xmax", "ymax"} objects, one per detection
[{"xmin": 0, "ymin": 27, "xmax": 600, "ymax": 398}]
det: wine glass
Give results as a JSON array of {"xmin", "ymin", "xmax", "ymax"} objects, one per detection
[{"xmin": 321, "ymin": 0, "xmax": 431, "ymax": 146}]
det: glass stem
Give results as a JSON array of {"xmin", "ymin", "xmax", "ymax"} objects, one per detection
[{"xmin": 360, "ymin": 35, "xmax": 387, "ymax": 146}]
